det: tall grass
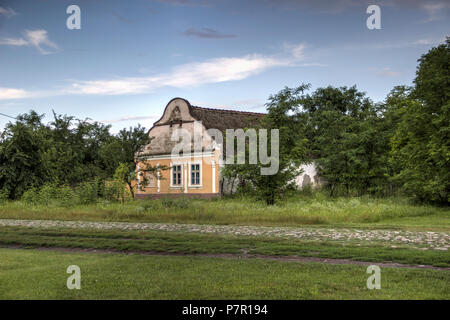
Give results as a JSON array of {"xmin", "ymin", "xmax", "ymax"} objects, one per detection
[{"xmin": 0, "ymin": 190, "xmax": 448, "ymax": 229}]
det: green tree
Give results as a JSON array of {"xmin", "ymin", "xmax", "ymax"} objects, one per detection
[
  {"xmin": 42, "ymin": 111, "xmax": 113, "ymax": 185},
  {"xmin": 223, "ymin": 85, "xmax": 309, "ymax": 205},
  {"xmin": 0, "ymin": 111, "xmax": 47, "ymax": 199},
  {"xmin": 389, "ymin": 38, "xmax": 449, "ymax": 203},
  {"xmin": 100, "ymin": 124, "xmax": 152, "ymax": 198},
  {"xmin": 113, "ymin": 162, "xmax": 132, "ymax": 204},
  {"xmin": 299, "ymin": 85, "xmax": 384, "ymax": 196},
  {"xmin": 0, "ymin": 109, "xmax": 152, "ymax": 199}
]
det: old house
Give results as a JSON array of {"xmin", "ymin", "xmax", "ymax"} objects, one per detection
[{"xmin": 135, "ymin": 97, "xmax": 320, "ymax": 199}]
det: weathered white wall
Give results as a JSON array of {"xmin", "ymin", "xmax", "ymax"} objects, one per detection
[
  {"xmin": 141, "ymin": 98, "xmax": 214, "ymax": 156},
  {"xmin": 295, "ymin": 163, "xmax": 321, "ymax": 189}
]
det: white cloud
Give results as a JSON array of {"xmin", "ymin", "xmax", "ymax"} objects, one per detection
[
  {"xmin": 65, "ymin": 44, "xmax": 310, "ymax": 96},
  {"xmin": 0, "ymin": 7, "xmax": 16, "ymax": 18},
  {"xmin": 375, "ymin": 67, "xmax": 400, "ymax": 77},
  {"xmin": 422, "ymin": 2, "xmax": 450, "ymax": 22},
  {"xmin": 342, "ymin": 36, "xmax": 446, "ymax": 51},
  {"xmin": 1, "ymin": 43, "xmax": 317, "ymax": 100},
  {"xmin": 0, "ymin": 88, "xmax": 30, "ymax": 100},
  {"xmin": 283, "ymin": 43, "xmax": 306, "ymax": 60},
  {"xmin": 413, "ymin": 37, "xmax": 446, "ymax": 46},
  {"xmin": 0, "ymin": 29, "xmax": 59, "ymax": 54},
  {"xmin": 24, "ymin": 29, "xmax": 59, "ymax": 54},
  {"xmin": 101, "ymin": 115, "xmax": 157, "ymax": 124},
  {"xmin": 0, "ymin": 37, "xmax": 28, "ymax": 46}
]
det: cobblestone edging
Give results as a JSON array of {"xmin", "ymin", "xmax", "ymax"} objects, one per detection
[{"xmin": 0, "ymin": 219, "xmax": 448, "ymax": 251}]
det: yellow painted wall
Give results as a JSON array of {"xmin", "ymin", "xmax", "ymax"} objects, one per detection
[{"xmin": 136, "ymin": 154, "xmax": 220, "ymax": 195}]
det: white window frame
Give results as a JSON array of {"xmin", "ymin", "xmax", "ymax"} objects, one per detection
[
  {"xmin": 170, "ymin": 162, "xmax": 183, "ymax": 188},
  {"xmin": 188, "ymin": 160, "xmax": 202, "ymax": 188},
  {"xmin": 146, "ymin": 172, "xmax": 157, "ymax": 188}
]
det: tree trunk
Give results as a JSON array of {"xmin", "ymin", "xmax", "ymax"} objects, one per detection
[{"xmin": 127, "ymin": 181, "xmax": 135, "ymax": 199}]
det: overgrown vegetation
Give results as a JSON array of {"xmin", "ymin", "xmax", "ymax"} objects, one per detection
[
  {"xmin": 0, "ymin": 191, "xmax": 448, "ymax": 230},
  {"xmin": 0, "ymin": 39, "xmax": 448, "ymax": 205},
  {"xmin": 0, "ymin": 113, "xmax": 152, "ymax": 200},
  {"xmin": 225, "ymin": 39, "xmax": 449, "ymax": 204}
]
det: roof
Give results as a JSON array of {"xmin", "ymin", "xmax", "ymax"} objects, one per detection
[
  {"xmin": 137, "ymin": 99, "xmax": 267, "ymax": 158},
  {"xmin": 189, "ymin": 105, "xmax": 265, "ymax": 132}
]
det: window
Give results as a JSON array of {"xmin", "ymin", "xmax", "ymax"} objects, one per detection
[
  {"xmin": 191, "ymin": 164, "xmax": 200, "ymax": 185},
  {"xmin": 172, "ymin": 165, "xmax": 182, "ymax": 186},
  {"xmin": 147, "ymin": 173, "xmax": 156, "ymax": 188}
]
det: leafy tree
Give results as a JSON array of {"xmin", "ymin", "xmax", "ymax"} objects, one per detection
[
  {"xmin": 0, "ymin": 111, "xmax": 47, "ymax": 199},
  {"xmin": 223, "ymin": 85, "xmax": 309, "ymax": 205},
  {"xmin": 0, "ymin": 110, "xmax": 152, "ymax": 199},
  {"xmin": 389, "ymin": 38, "xmax": 449, "ymax": 203},
  {"xmin": 113, "ymin": 162, "xmax": 132, "ymax": 204},
  {"xmin": 42, "ymin": 111, "xmax": 113, "ymax": 185},
  {"xmin": 380, "ymin": 86, "xmax": 414, "ymax": 195},
  {"xmin": 299, "ymin": 85, "xmax": 384, "ymax": 196},
  {"xmin": 100, "ymin": 124, "xmax": 152, "ymax": 198}
]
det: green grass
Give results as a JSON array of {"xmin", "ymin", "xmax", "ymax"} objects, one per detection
[
  {"xmin": 0, "ymin": 194, "xmax": 448, "ymax": 230},
  {"xmin": 0, "ymin": 248, "xmax": 448, "ymax": 299},
  {"xmin": 1, "ymin": 226, "xmax": 448, "ymax": 267}
]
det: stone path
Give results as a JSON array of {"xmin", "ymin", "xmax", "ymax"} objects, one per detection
[{"xmin": 0, "ymin": 219, "xmax": 449, "ymax": 251}]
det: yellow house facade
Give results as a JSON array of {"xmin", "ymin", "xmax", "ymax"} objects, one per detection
[{"xmin": 135, "ymin": 97, "xmax": 264, "ymax": 198}]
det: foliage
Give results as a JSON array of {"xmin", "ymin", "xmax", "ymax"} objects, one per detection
[
  {"xmin": 0, "ymin": 188, "xmax": 9, "ymax": 204},
  {"xmin": 100, "ymin": 124, "xmax": 152, "ymax": 198},
  {"xmin": 298, "ymin": 85, "xmax": 390, "ymax": 196},
  {"xmin": 0, "ymin": 40, "xmax": 448, "ymax": 205},
  {"xmin": 113, "ymin": 163, "xmax": 132, "ymax": 204},
  {"xmin": 1, "ymin": 193, "xmax": 448, "ymax": 230},
  {"xmin": 0, "ymin": 111, "xmax": 150, "ymax": 200},
  {"xmin": 388, "ymin": 38, "xmax": 449, "ymax": 204},
  {"xmin": 0, "ymin": 112, "xmax": 48, "ymax": 199},
  {"xmin": 223, "ymin": 85, "xmax": 309, "ymax": 205},
  {"xmin": 75, "ymin": 181, "xmax": 100, "ymax": 205}
]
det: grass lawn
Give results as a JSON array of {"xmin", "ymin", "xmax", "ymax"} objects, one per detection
[
  {"xmin": 1, "ymin": 195, "xmax": 448, "ymax": 300},
  {"xmin": 0, "ymin": 195, "xmax": 448, "ymax": 230},
  {"xmin": 0, "ymin": 248, "xmax": 448, "ymax": 299},
  {"xmin": 0, "ymin": 226, "xmax": 448, "ymax": 267}
]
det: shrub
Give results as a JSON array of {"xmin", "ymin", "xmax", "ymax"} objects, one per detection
[
  {"xmin": 37, "ymin": 183, "xmax": 59, "ymax": 205},
  {"xmin": 21, "ymin": 187, "xmax": 39, "ymax": 204},
  {"xmin": 103, "ymin": 181, "xmax": 122, "ymax": 202},
  {"xmin": 0, "ymin": 188, "xmax": 9, "ymax": 203},
  {"xmin": 75, "ymin": 181, "xmax": 99, "ymax": 205},
  {"xmin": 55, "ymin": 185, "xmax": 77, "ymax": 207}
]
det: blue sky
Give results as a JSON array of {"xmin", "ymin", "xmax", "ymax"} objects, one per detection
[{"xmin": 0, "ymin": 0, "xmax": 448, "ymax": 132}]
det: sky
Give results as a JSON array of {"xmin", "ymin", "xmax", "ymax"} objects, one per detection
[{"xmin": 0, "ymin": 0, "xmax": 448, "ymax": 132}]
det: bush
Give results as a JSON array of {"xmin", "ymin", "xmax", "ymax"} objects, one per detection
[
  {"xmin": 21, "ymin": 187, "xmax": 39, "ymax": 204},
  {"xmin": 0, "ymin": 188, "xmax": 9, "ymax": 203},
  {"xmin": 55, "ymin": 185, "xmax": 77, "ymax": 207},
  {"xmin": 75, "ymin": 181, "xmax": 99, "ymax": 205},
  {"xmin": 103, "ymin": 181, "xmax": 122, "ymax": 202},
  {"xmin": 299, "ymin": 184, "xmax": 313, "ymax": 196},
  {"xmin": 21, "ymin": 184, "xmax": 77, "ymax": 207},
  {"xmin": 37, "ymin": 183, "xmax": 60, "ymax": 205}
]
